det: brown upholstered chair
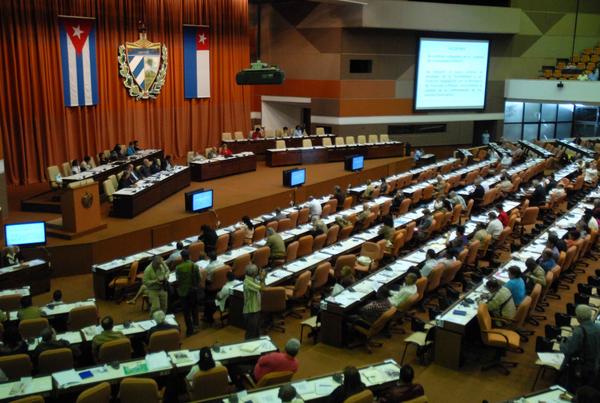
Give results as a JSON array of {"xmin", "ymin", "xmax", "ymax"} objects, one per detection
[
  {"xmin": 19, "ymin": 318, "xmax": 49, "ymax": 339},
  {"xmin": 261, "ymin": 287, "xmax": 287, "ymax": 333},
  {"xmin": 285, "ymin": 271, "xmax": 311, "ymax": 317},
  {"xmin": 230, "ymin": 229, "xmax": 245, "ymax": 249},
  {"xmin": 76, "ymin": 382, "xmax": 111, "ymax": 403},
  {"xmin": 0, "ymin": 294, "xmax": 22, "ymax": 311},
  {"xmin": 333, "ymin": 254, "xmax": 356, "ymax": 279},
  {"xmin": 252, "ymin": 246, "xmax": 270, "ymax": 269},
  {"xmin": 188, "ymin": 365, "xmax": 231, "ymax": 400},
  {"xmin": 286, "ymin": 241, "xmax": 299, "ymax": 262},
  {"xmin": 232, "ymin": 254, "xmax": 251, "ymax": 279},
  {"xmin": 189, "ymin": 242, "xmax": 205, "ymax": 261},
  {"xmin": 476, "ymin": 303, "xmax": 522, "ymax": 375},
  {"xmin": 38, "ymin": 348, "xmax": 74, "ymax": 374},
  {"xmin": 97, "ymin": 338, "xmax": 132, "ymax": 364},
  {"xmin": 68, "ymin": 305, "xmax": 99, "ymax": 331},
  {"xmin": 325, "ymin": 224, "xmax": 340, "ymax": 246},
  {"xmin": 351, "ymin": 307, "xmax": 397, "ymax": 353},
  {"xmin": 215, "ymin": 234, "xmax": 230, "ymax": 255},
  {"xmin": 344, "ymin": 389, "xmax": 374, "ymax": 403},
  {"xmin": 297, "ymin": 235, "xmax": 314, "ymax": 258},
  {"xmin": 313, "ymin": 234, "xmax": 327, "ymax": 251},
  {"xmin": 147, "ymin": 329, "xmax": 180, "ymax": 353},
  {"xmin": 0, "ymin": 354, "xmax": 32, "ymax": 379},
  {"xmin": 119, "ymin": 377, "xmax": 165, "ymax": 403},
  {"xmin": 252, "ymin": 226, "xmax": 266, "ymax": 242}
]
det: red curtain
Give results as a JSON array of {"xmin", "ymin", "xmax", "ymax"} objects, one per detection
[{"xmin": 0, "ymin": 0, "xmax": 251, "ymax": 185}]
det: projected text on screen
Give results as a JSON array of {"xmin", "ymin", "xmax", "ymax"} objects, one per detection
[{"xmin": 415, "ymin": 38, "xmax": 489, "ymax": 111}]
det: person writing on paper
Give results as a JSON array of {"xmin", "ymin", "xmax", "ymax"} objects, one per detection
[
  {"xmin": 420, "ymin": 250, "xmax": 438, "ymax": 278},
  {"xmin": 331, "ymin": 266, "xmax": 356, "ymax": 297},
  {"xmin": 504, "ymin": 266, "xmax": 526, "ymax": 306},
  {"xmin": 361, "ymin": 180, "xmax": 376, "ymax": 201},
  {"xmin": 2, "ymin": 246, "xmax": 21, "ymax": 267},
  {"xmin": 279, "ymin": 384, "xmax": 304, "ymax": 403},
  {"xmin": 237, "ymin": 215, "xmax": 255, "ymax": 245},
  {"xmin": 415, "ymin": 209, "xmax": 433, "ymax": 242},
  {"xmin": 350, "ymin": 287, "xmax": 392, "ymax": 328},
  {"xmin": 126, "ymin": 164, "xmax": 141, "ymax": 185},
  {"xmin": 139, "ymin": 158, "xmax": 153, "ymax": 178},
  {"xmin": 293, "ymin": 125, "xmax": 304, "ymax": 138},
  {"xmin": 560, "ymin": 304, "xmax": 600, "ymax": 390},
  {"xmin": 17, "ymin": 295, "xmax": 44, "ymax": 320},
  {"xmin": 538, "ymin": 248, "xmax": 557, "ymax": 272},
  {"xmin": 92, "ymin": 316, "xmax": 125, "ymax": 356},
  {"xmin": 307, "ymin": 196, "xmax": 322, "ymax": 220},
  {"xmin": 147, "ymin": 310, "xmax": 178, "ymax": 341},
  {"xmin": 308, "ymin": 217, "xmax": 326, "ymax": 238},
  {"xmin": 486, "ymin": 212, "xmax": 504, "ymax": 240},
  {"xmin": 163, "ymin": 155, "xmax": 174, "ymax": 171},
  {"xmin": 0, "ymin": 326, "xmax": 27, "ymax": 356},
  {"xmin": 524, "ymin": 258, "xmax": 547, "ymax": 292},
  {"xmin": 389, "ymin": 273, "xmax": 418, "ymax": 310},
  {"xmin": 219, "ymin": 142, "xmax": 233, "ymax": 157},
  {"xmin": 266, "ymin": 228, "xmax": 286, "ymax": 264},
  {"xmin": 447, "ymin": 225, "xmax": 468, "ymax": 256},
  {"xmin": 380, "ymin": 364, "xmax": 425, "ymax": 402},
  {"xmin": 144, "ymin": 255, "xmax": 170, "ymax": 316},
  {"xmin": 34, "ymin": 326, "xmax": 80, "ymax": 362},
  {"xmin": 251, "ymin": 127, "xmax": 263, "ymax": 140},
  {"xmin": 329, "ymin": 366, "xmax": 366, "ymax": 403},
  {"xmin": 215, "ymin": 271, "xmax": 237, "ymax": 313},
  {"xmin": 483, "ymin": 279, "xmax": 515, "ymax": 322},
  {"xmin": 243, "ymin": 264, "xmax": 264, "ymax": 339},
  {"xmin": 80, "ymin": 156, "xmax": 92, "ymax": 171},
  {"xmin": 186, "ymin": 346, "xmax": 221, "ymax": 383},
  {"xmin": 584, "ymin": 161, "xmax": 598, "ymax": 184},
  {"xmin": 253, "ymin": 338, "xmax": 300, "ymax": 381},
  {"xmin": 448, "ymin": 191, "xmax": 466, "ymax": 210}
]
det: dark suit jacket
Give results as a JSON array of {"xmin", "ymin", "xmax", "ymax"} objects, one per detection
[{"xmin": 140, "ymin": 166, "xmax": 152, "ymax": 178}]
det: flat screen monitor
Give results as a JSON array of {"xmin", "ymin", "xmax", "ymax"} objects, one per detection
[
  {"xmin": 414, "ymin": 38, "xmax": 490, "ymax": 111},
  {"xmin": 185, "ymin": 189, "xmax": 214, "ymax": 212},
  {"xmin": 283, "ymin": 168, "xmax": 306, "ymax": 188},
  {"xmin": 4, "ymin": 221, "xmax": 47, "ymax": 247},
  {"xmin": 345, "ymin": 155, "xmax": 364, "ymax": 172}
]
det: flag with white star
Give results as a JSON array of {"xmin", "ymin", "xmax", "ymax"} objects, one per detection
[
  {"xmin": 58, "ymin": 16, "xmax": 98, "ymax": 106},
  {"xmin": 183, "ymin": 25, "xmax": 210, "ymax": 99}
]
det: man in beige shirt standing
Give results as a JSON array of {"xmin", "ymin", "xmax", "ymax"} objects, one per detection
[{"xmin": 143, "ymin": 255, "xmax": 170, "ymax": 315}]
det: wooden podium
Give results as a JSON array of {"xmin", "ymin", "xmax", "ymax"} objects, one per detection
[{"xmin": 46, "ymin": 182, "xmax": 107, "ymax": 239}]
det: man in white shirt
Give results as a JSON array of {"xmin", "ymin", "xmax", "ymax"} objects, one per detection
[
  {"xmin": 308, "ymin": 196, "xmax": 322, "ymax": 219},
  {"xmin": 447, "ymin": 191, "xmax": 466, "ymax": 209},
  {"xmin": 389, "ymin": 273, "xmax": 418, "ymax": 309},
  {"xmin": 420, "ymin": 249, "xmax": 438, "ymax": 278},
  {"xmin": 584, "ymin": 161, "xmax": 598, "ymax": 184},
  {"xmin": 486, "ymin": 211, "xmax": 503, "ymax": 240}
]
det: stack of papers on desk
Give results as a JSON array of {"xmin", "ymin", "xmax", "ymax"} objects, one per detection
[
  {"xmin": 360, "ymin": 366, "xmax": 385, "ymax": 385},
  {"xmin": 9, "ymin": 377, "xmax": 32, "ymax": 396},
  {"xmin": 146, "ymin": 351, "xmax": 171, "ymax": 371},
  {"xmin": 239, "ymin": 340, "xmax": 264, "ymax": 353},
  {"xmin": 54, "ymin": 369, "xmax": 81, "ymax": 388},
  {"xmin": 537, "ymin": 352, "xmax": 565, "ymax": 369}
]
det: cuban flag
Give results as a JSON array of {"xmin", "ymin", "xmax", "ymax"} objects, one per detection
[
  {"xmin": 58, "ymin": 17, "xmax": 98, "ymax": 107},
  {"xmin": 183, "ymin": 25, "xmax": 211, "ymax": 99}
]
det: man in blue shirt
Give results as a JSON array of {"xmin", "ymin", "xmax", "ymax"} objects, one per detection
[
  {"xmin": 538, "ymin": 248, "xmax": 557, "ymax": 272},
  {"xmin": 504, "ymin": 266, "xmax": 526, "ymax": 306}
]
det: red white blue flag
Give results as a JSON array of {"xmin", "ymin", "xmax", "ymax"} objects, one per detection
[
  {"xmin": 58, "ymin": 16, "xmax": 98, "ymax": 107},
  {"xmin": 183, "ymin": 25, "xmax": 210, "ymax": 99}
]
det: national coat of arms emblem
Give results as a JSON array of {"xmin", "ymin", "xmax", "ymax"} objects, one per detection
[{"xmin": 118, "ymin": 26, "xmax": 167, "ymax": 100}]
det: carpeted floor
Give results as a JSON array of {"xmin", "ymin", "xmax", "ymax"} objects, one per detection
[{"xmin": 30, "ymin": 248, "xmax": 591, "ymax": 403}]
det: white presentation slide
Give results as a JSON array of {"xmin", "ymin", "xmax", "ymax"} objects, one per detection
[
  {"xmin": 415, "ymin": 38, "xmax": 490, "ymax": 110},
  {"xmin": 5, "ymin": 222, "xmax": 46, "ymax": 246},
  {"xmin": 192, "ymin": 191, "xmax": 213, "ymax": 211}
]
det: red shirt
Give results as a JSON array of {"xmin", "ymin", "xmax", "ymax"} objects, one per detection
[
  {"xmin": 221, "ymin": 148, "xmax": 232, "ymax": 157},
  {"xmin": 253, "ymin": 352, "xmax": 298, "ymax": 381},
  {"xmin": 251, "ymin": 131, "xmax": 261, "ymax": 140},
  {"xmin": 498, "ymin": 210, "xmax": 509, "ymax": 227}
]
